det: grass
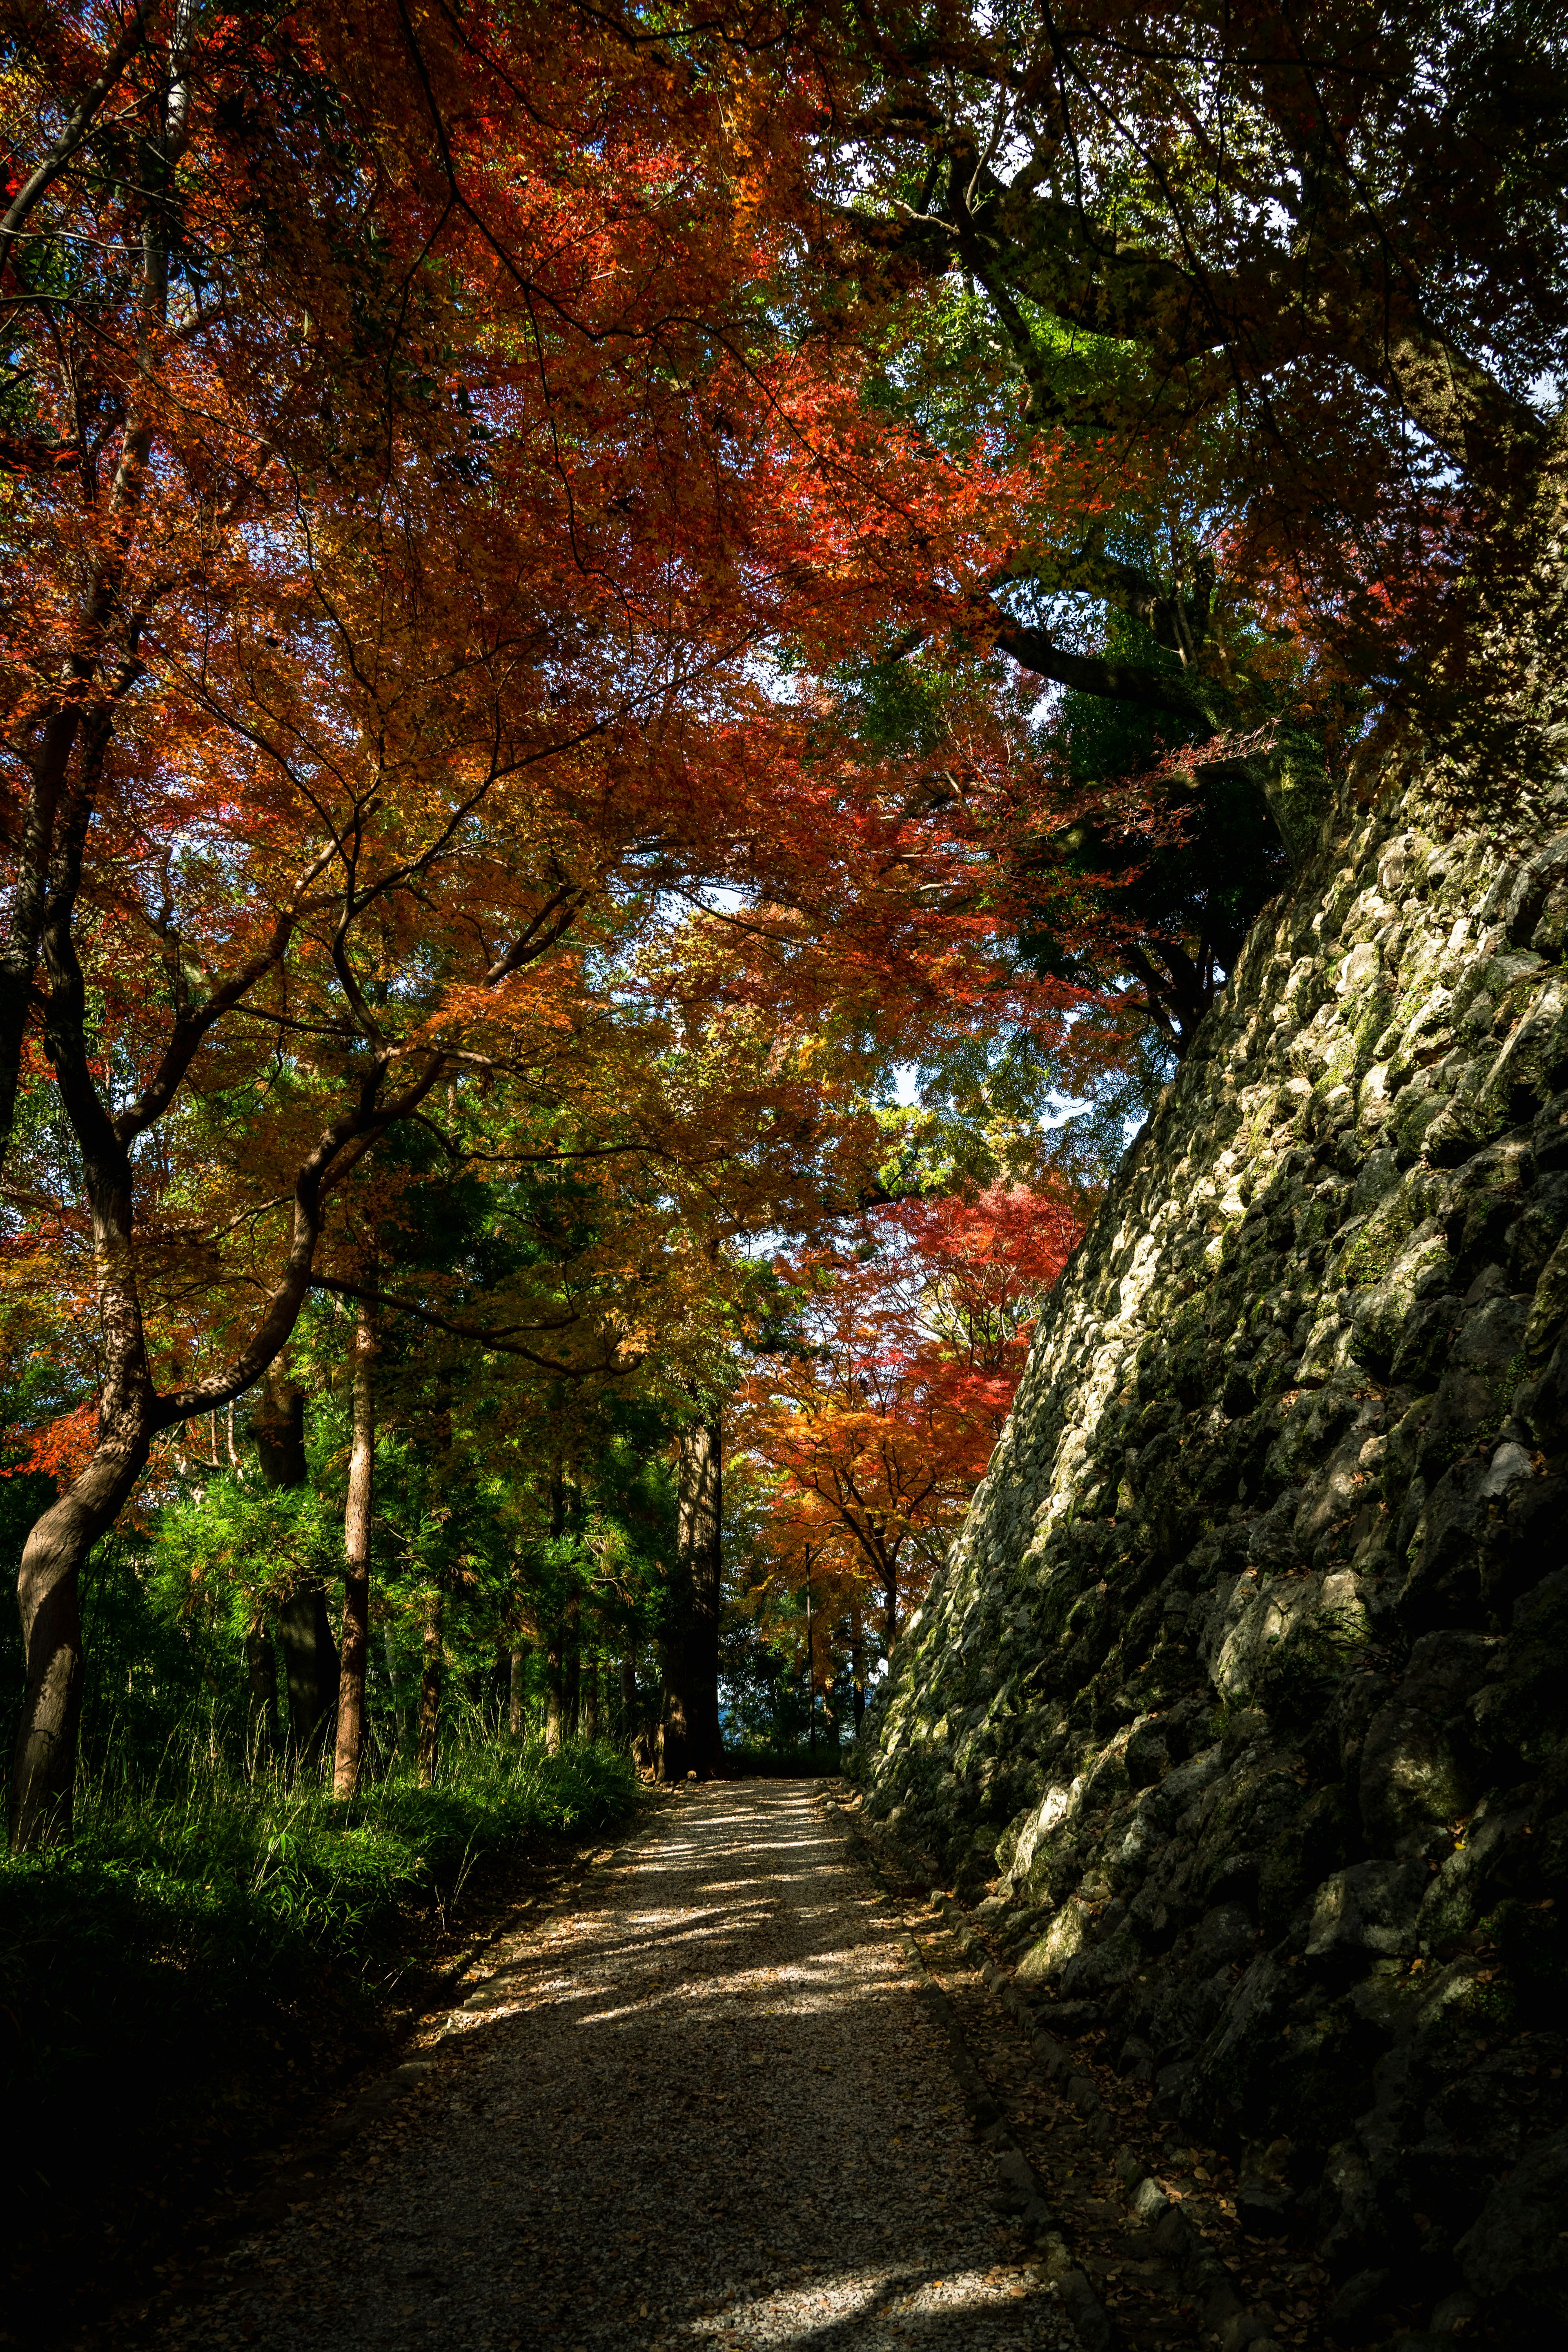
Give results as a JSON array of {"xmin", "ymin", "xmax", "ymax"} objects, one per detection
[{"xmin": 1, "ymin": 1721, "xmax": 637, "ymax": 2305}]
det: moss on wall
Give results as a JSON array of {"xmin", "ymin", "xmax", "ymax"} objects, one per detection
[{"xmin": 852, "ymin": 739, "xmax": 1568, "ymax": 2341}]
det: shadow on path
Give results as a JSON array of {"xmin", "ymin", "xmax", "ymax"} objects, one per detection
[{"xmin": 158, "ymin": 1783, "xmax": 1079, "ymax": 2352}]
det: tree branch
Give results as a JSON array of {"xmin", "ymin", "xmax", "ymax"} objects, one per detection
[
  {"xmin": 991, "ymin": 615, "xmax": 1212, "ymax": 715},
  {"xmin": 0, "ymin": 2, "xmax": 149, "ymax": 287},
  {"xmin": 308, "ymin": 1274, "xmax": 637, "ymax": 1377}
]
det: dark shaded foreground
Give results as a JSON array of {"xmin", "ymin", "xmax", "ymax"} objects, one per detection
[{"xmin": 2, "ymin": 1754, "xmax": 635, "ymax": 2348}]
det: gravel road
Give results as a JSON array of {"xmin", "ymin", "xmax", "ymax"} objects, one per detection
[{"xmin": 172, "ymin": 1780, "xmax": 1078, "ymax": 2352}]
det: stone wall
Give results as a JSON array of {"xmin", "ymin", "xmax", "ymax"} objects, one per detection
[{"xmin": 850, "ymin": 740, "xmax": 1568, "ymax": 2341}]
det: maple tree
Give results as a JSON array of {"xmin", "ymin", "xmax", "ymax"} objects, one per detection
[
  {"xmin": 1, "ymin": 116, "xmax": 1127, "ymax": 1828},
  {"xmin": 712, "ymin": 0, "xmax": 1568, "ymax": 1066},
  {"xmin": 6, "ymin": 1, "xmax": 1559, "ymax": 1852},
  {"xmin": 738, "ymin": 1181, "xmax": 1082, "ymax": 1660},
  {"xmin": 0, "ymin": 0, "xmax": 793, "ymax": 1839}
]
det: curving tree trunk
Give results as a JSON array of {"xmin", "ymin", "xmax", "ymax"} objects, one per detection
[
  {"xmin": 10, "ymin": 1431, "xmax": 149, "ymax": 1849},
  {"xmin": 7, "ymin": 1040, "xmax": 427, "ymax": 1847}
]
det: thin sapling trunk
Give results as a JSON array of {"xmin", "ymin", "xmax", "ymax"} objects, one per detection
[
  {"xmin": 564, "ymin": 1590, "xmax": 581, "ymax": 1739},
  {"xmin": 334, "ymin": 1298, "xmax": 376, "ymax": 1797}
]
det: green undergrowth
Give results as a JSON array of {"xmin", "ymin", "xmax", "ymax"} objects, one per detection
[
  {"xmin": 724, "ymin": 1737, "xmax": 847, "ymax": 1776},
  {"xmin": 1, "ymin": 1729, "xmax": 636, "ymax": 2296}
]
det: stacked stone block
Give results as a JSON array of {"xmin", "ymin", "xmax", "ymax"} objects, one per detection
[{"xmin": 853, "ymin": 746, "xmax": 1568, "ymax": 2341}]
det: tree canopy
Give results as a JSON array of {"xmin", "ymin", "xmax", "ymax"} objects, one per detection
[{"xmin": 2, "ymin": 0, "xmax": 1563, "ymax": 1844}]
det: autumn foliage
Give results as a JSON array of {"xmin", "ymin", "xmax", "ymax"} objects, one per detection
[
  {"xmin": 3, "ymin": 0, "xmax": 1564, "ymax": 1843},
  {"xmin": 737, "ymin": 1183, "xmax": 1083, "ymax": 1660}
]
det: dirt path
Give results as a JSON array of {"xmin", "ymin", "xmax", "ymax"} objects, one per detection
[{"xmin": 163, "ymin": 1781, "xmax": 1079, "ymax": 2352}]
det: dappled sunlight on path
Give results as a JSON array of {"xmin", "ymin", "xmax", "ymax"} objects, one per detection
[{"xmin": 165, "ymin": 1782, "xmax": 1078, "ymax": 2351}]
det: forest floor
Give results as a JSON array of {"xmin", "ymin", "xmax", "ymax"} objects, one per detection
[{"xmin": 73, "ymin": 1780, "xmax": 1098, "ymax": 2352}]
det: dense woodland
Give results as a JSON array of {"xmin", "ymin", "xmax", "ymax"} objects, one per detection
[{"xmin": 2, "ymin": 0, "xmax": 1566, "ymax": 2315}]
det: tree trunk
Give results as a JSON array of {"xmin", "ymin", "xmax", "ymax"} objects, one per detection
[
  {"xmin": 544, "ymin": 1633, "xmax": 564, "ymax": 1756},
  {"xmin": 279, "ymin": 1590, "xmax": 339, "ymax": 1767},
  {"xmin": 660, "ymin": 1412, "xmax": 724, "ymax": 1780},
  {"xmin": 805, "ymin": 1553, "xmax": 816, "ymax": 1769},
  {"xmin": 582, "ymin": 1656, "xmax": 599, "ymax": 1744},
  {"xmin": 254, "ymin": 1359, "xmax": 338, "ymax": 1768},
  {"xmin": 542, "ymin": 1454, "xmax": 566, "ymax": 1755},
  {"xmin": 564, "ymin": 1590, "xmax": 581, "ymax": 1739},
  {"xmin": 416, "ymin": 1363, "xmax": 459, "ymax": 1785},
  {"xmin": 881, "ymin": 1553, "xmax": 900, "ymax": 1655},
  {"xmin": 509, "ymin": 1645, "xmax": 528, "ymax": 1738},
  {"xmin": 251, "ymin": 1357, "xmax": 307, "ymax": 1486},
  {"xmin": 621, "ymin": 1646, "xmax": 637, "ymax": 1742},
  {"xmin": 245, "ymin": 1629, "xmax": 279, "ymax": 1765},
  {"xmin": 9, "ymin": 1431, "xmax": 149, "ymax": 1849},
  {"xmin": 850, "ymin": 1602, "xmax": 866, "ymax": 1736},
  {"xmin": 333, "ymin": 1299, "xmax": 376, "ymax": 1799},
  {"xmin": 417, "ymin": 1591, "xmax": 443, "ymax": 1786}
]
